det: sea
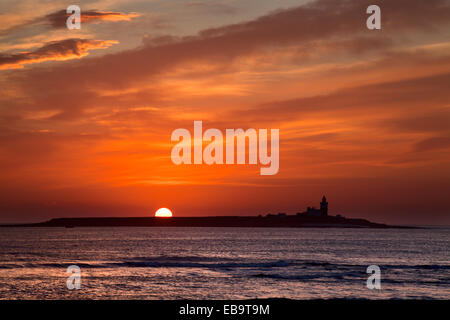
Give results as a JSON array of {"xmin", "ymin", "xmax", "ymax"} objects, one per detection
[{"xmin": 0, "ymin": 227, "xmax": 448, "ymax": 299}]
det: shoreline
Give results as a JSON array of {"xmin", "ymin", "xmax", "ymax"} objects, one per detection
[{"xmin": 0, "ymin": 215, "xmax": 417, "ymax": 229}]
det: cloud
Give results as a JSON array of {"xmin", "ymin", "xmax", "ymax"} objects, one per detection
[
  {"xmin": 1, "ymin": 0, "xmax": 448, "ymax": 126},
  {"xmin": 0, "ymin": 0, "xmax": 449, "ymax": 224},
  {"xmin": 413, "ymin": 136, "xmax": 450, "ymax": 152},
  {"xmin": 1, "ymin": 0, "xmax": 448, "ymax": 130},
  {"xmin": 0, "ymin": 38, "xmax": 118, "ymax": 70},
  {"xmin": 376, "ymin": 107, "xmax": 450, "ymax": 134},
  {"xmin": 1, "ymin": 9, "xmax": 140, "ymax": 35},
  {"xmin": 185, "ymin": 1, "xmax": 237, "ymax": 15},
  {"xmin": 9, "ymin": 0, "xmax": 449, "ymax": 90},
  {"xmin": 236, "ymin": 72, "xmax": 450, "ymax": 125},
  {"xmin": 44, "ymin": 10, "xmax": 140, "ymax": 29}
]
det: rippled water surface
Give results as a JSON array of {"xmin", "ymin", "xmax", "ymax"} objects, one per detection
[{"xmin": 0, "ymin": 227, "xmax": 448, "ymax": 299}]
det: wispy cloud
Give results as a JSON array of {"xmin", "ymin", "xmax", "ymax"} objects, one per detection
[
  {"xmin": 45, "ymin": 10, "xmax": 140, "ymax": 29},
  {"xmin": 1, "ymin": 9, "xmax": 140, "ymax": 35},
  {"xmin": 0, "ymin": 38, "xmax": 118, "ymax": 69}
]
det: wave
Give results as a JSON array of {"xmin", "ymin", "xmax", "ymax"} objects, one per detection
[
  {"xmin": 252, "ymin": 272, "xmax": 348, "ymax": 281},
  {"xmin": 0, "ymin": 256, "xmax": 449, "ymax": 273},
  {"xmin": 250, "ymin": 272, "xmax": 450, "ymax": 285},
  {"xmin": 0, "ymin": 259, "xmax": 290, "ymax": 270}
]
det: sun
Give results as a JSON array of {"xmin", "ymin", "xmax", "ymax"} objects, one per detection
[{"xmin": 155, "ymin": 208, "xmax": 173, "ymax": 217}]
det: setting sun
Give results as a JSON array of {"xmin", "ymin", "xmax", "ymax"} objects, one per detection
[{"xmin": 155, "ymin": 208, "xmax": 173, "ymax": 217}]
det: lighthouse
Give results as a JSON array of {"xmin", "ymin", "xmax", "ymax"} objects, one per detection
[{"xmin": 320, "ymin": 196, "xmax": 328, "ymax": 216}]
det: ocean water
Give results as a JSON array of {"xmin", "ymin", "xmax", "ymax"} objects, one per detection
[{"xmin": 0, "ymin": 227, "xmax": 448, "ymax": 300}]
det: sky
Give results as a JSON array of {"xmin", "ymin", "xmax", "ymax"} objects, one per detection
[{"xmin": 0, "ymin": 0, "xmax": 449, "ymax": 225}]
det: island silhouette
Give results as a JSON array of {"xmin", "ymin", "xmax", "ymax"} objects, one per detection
[{"xmin": 4, "ymin": 196, "xmax": 412, "ymax": 229}]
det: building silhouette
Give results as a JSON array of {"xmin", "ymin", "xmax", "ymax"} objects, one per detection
[
  {"xmin": 320, "ymin": 196, "xmax": 328, "ymax": 216},
  {"xmin": 297, "ymin": 196, "xmax": 329, "ymax": 217}
]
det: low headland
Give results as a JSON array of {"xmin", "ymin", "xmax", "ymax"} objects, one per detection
[
  {"xmin": 2, "ymin": 214, "xmax": 412, "ymax": 229},
  {"xmin": 1, "ymin": 196, "xmax": 415, "ymax": 229}
]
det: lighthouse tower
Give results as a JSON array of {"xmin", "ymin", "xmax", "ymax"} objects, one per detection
[{"xmin": 320, "ymin": 196, "xmax": 328, "ymax": 216}]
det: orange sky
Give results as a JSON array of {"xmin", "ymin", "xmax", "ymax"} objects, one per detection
[{"xmin": 1, "ymin": 0, "xmax": 450, "ymax": 224}]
